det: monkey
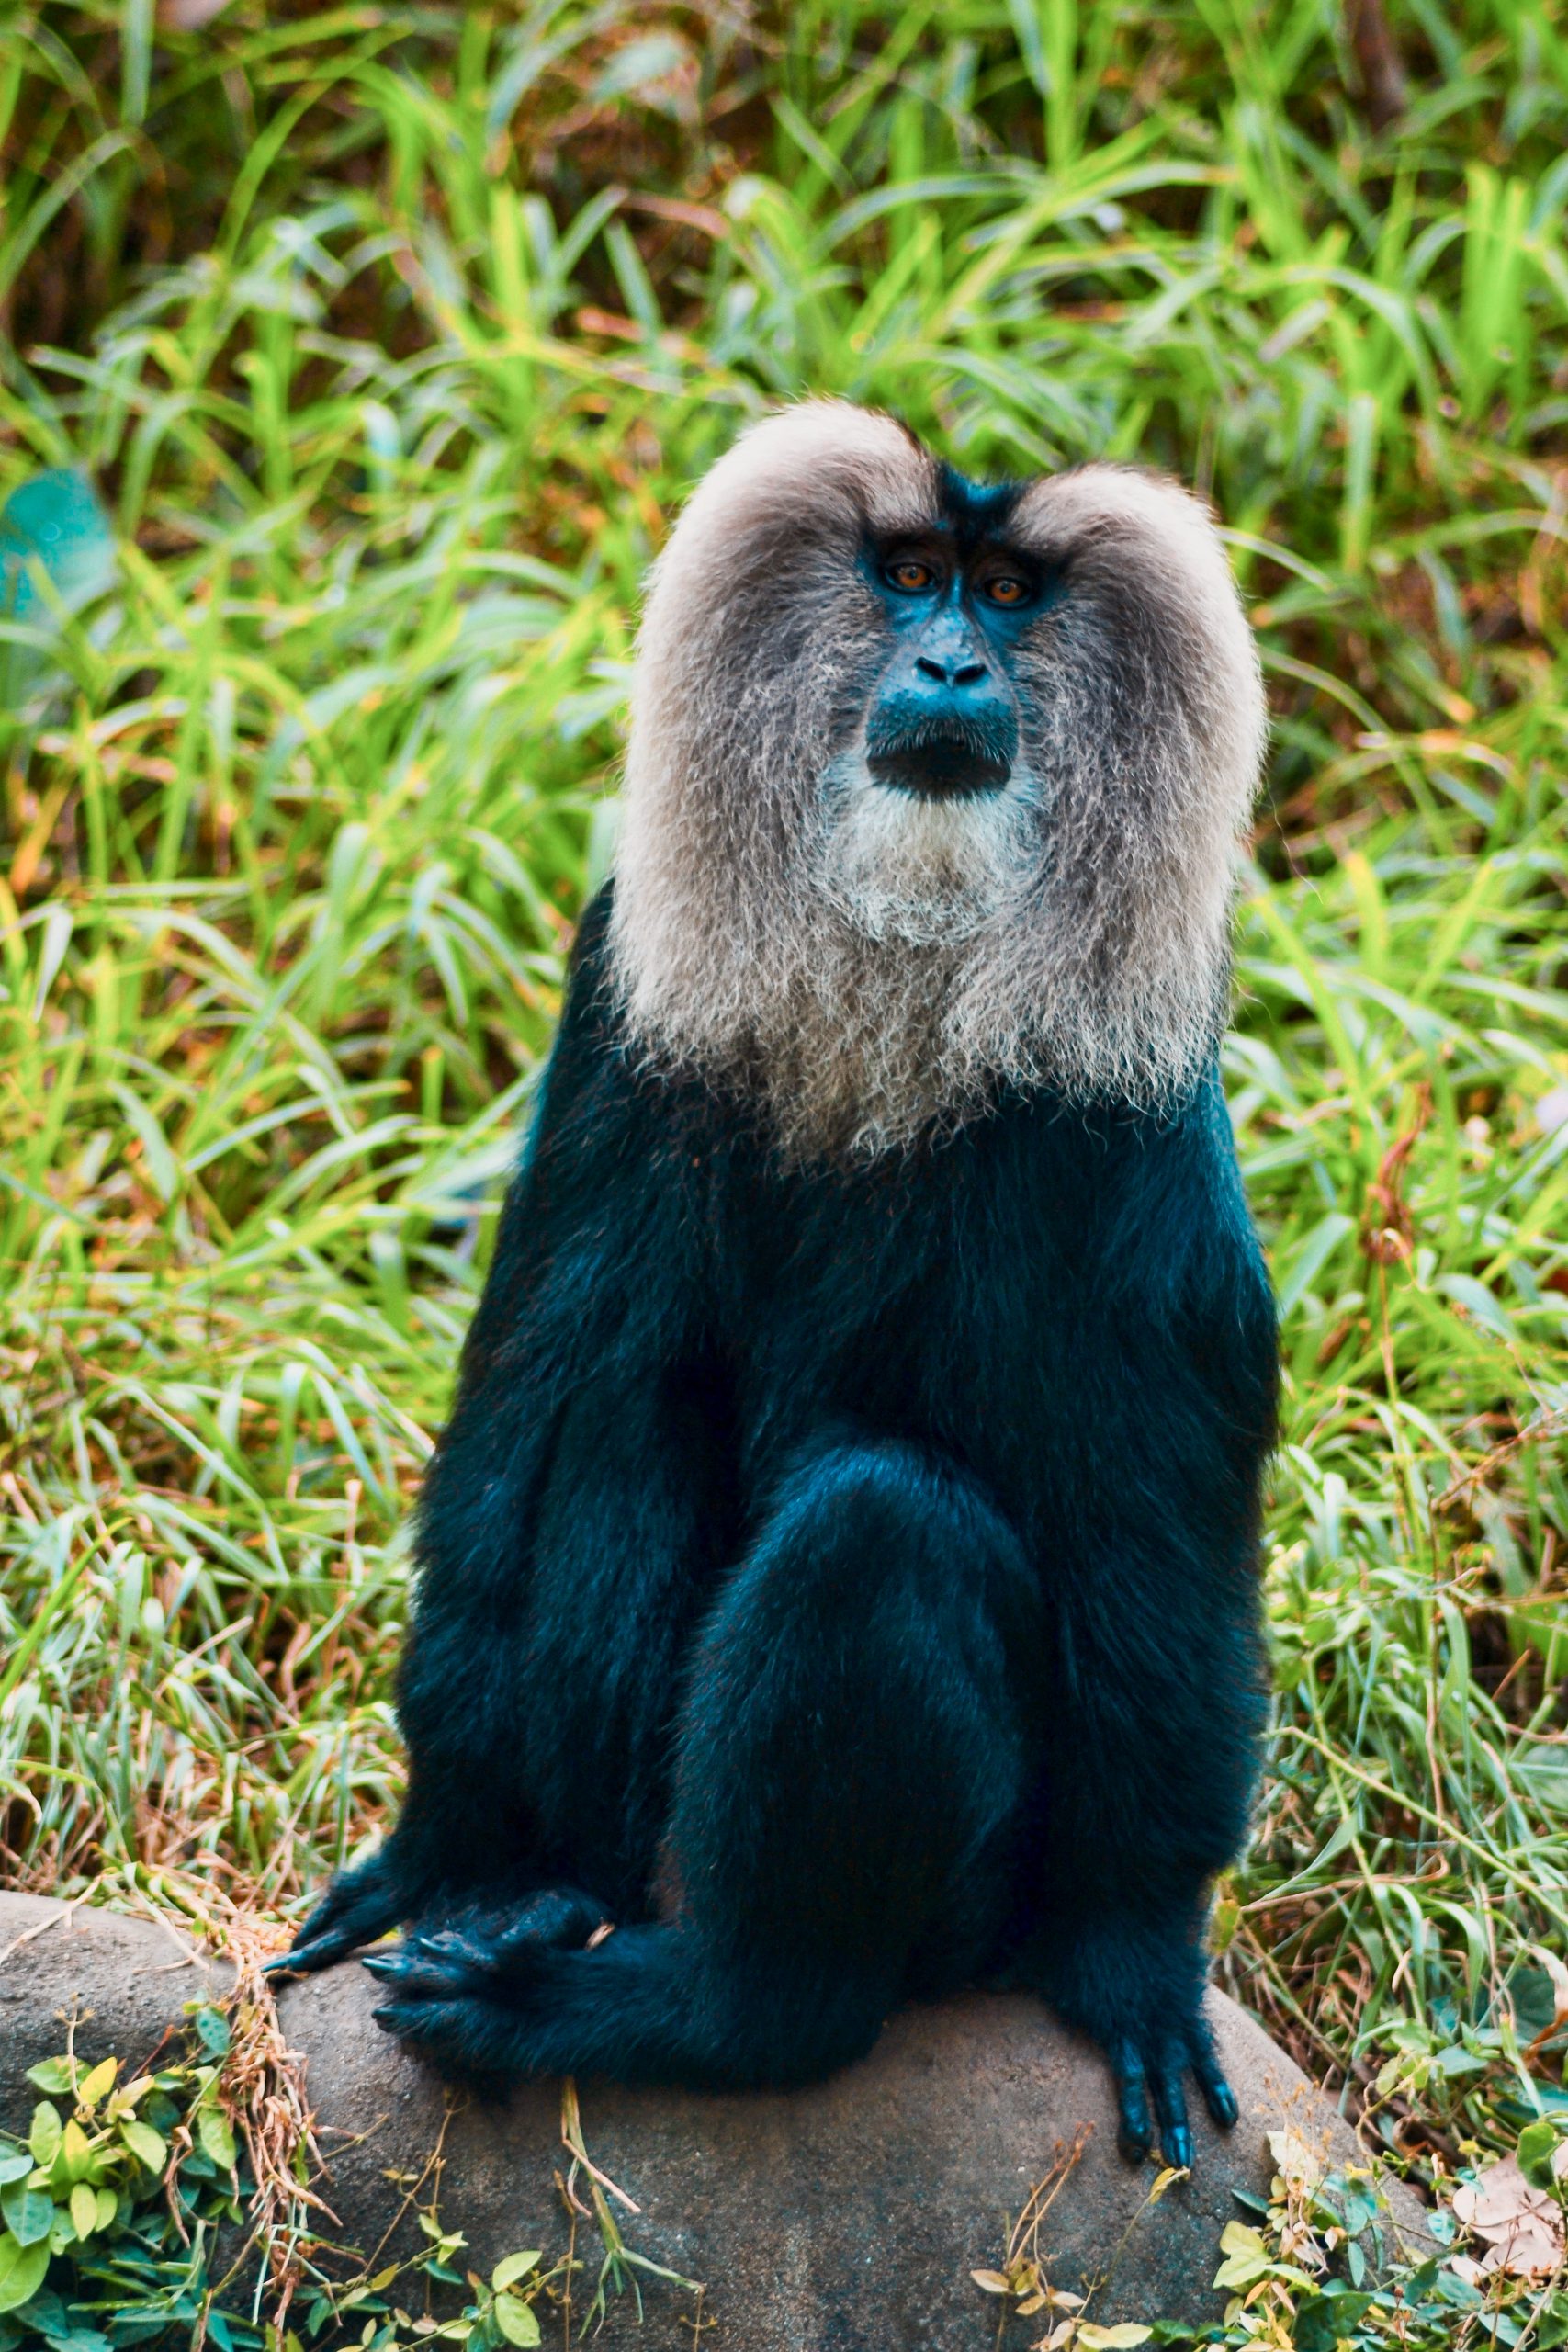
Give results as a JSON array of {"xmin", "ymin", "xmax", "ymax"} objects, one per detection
[{"xmin": 276, "ymin": 401, "xmax": 1278, "ymax": 2174}]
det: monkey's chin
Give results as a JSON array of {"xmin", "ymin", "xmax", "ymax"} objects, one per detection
[{"xmin": 816, "ymin": 767, "xmax": 1038, "ymax": 948}]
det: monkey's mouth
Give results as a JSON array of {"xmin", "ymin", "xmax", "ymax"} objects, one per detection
[{"xmin": 863, "ymin": 718, "xmax": 1015, "ymax": 800}]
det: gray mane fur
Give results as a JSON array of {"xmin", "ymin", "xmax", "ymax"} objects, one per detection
[{"xmin": 607, "ymin": 401, "xmax": 1268, "ymax": 1160}]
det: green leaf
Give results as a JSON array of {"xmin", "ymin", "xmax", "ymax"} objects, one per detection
[
  {"xmin": 491, "ymin": 2294, "xmax": 542, "ymax": 2347},
  {"xmin": 120, "ymin": 2120, "xmax": 166, "ymax": 2174},
  {"xmin": 0, "ymin": 2183, "xmax": 53, "ymax": 2248},
  {"xmin": 59, "ymin": 2120, "xmax": 93, "ymax": 2182},
  {"xmin": 1293, "ymin": 2289, "xmax": 1376, "ymax": 2352},
  {"xmin": 191, "ymin": 2006, "xmax": 231, "ymax": 2060},
  {"xmin": 0, "ymin": 2230, "xmax": 49, "ymax": 2315},
  {"xmin": 24, "ymin": 2060, "xmax": 75, "ymax": 2097},
  {"xmin": 197, "ymin": 2105, "xmax": 237, "ymax": 2172},
  {"xmin": 69, "ymin": 2182, "xmax": 97, "ymax": 2242},
  {"xmin": 107, "ymin": 2077, "xmax": 157, "ymax": 2118},
  {"xmin": 1519, "ymin": 2117, "xmax": 1563, "ymax": 2189},
  {"xmin": 0, "ymin": 2152, "xmax": 31, "ymax": 2188},
  {"xmin": 27, "ymin": 2107, "xmax": 61, "ymax": 2170},
  {"xmin": 76, "ymin": 2058, "xmax": 118, "ymax": 2110},
  {"xmin": 491, "ymin": 2254, "xmax": 540, "ymax": 2292}
]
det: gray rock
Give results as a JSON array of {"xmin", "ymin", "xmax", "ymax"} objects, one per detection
[{"xmin": 0, "ymin": 1893, "xmax": 1430, "ymax": 2347}]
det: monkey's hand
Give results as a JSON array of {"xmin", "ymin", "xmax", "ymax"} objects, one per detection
[
  {"xmin": 1027, "ymin": 1921, "xmax": 1236, "ymax": 2172},
  {"xmin": 266, "ymin": 1849, "xmax": 410, "ymax": 1977},
  {"xmin": 360, "ymin": 1887, "xmax": 611, "ymax": 2000}
]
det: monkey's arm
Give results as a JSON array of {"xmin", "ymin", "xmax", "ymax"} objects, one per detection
[
  {"xmin": 1020, "ymin": 1103, "xmax": 1278, "ymax": 2167},
  {"xmin": 278, "ymin": 887, "xmax": 725, "ymax": 1973}
]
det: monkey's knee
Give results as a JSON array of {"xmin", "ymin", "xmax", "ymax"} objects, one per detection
[
  {"xmin": 668, "ymin": 1439, "xmax": 1038, "ymax": 1966},
  {"xmin": 753, "ymin": 1435, "xmax": 1040, "ymax": 1644}
]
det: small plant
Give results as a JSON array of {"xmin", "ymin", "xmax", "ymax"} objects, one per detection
[
  {"xmin": 1150, "ymin": 2114, "xmax": 1568, "ymax": 2349},
  {"xmin": 0, "ymin": 2004, "xmax": 246, "ymax": 2350},
  {"xmin": 0, "ymin": 2018, "xmax": 695, "ymax": 2352}
]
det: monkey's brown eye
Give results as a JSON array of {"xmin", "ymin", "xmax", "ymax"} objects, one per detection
[
  {"xmin": 984, "ymin": 575, "xmax": 1029, "ymax": 606},
  {"xmin": 886, "ymin": 559, "xmax": 936, "ymax": 594}
]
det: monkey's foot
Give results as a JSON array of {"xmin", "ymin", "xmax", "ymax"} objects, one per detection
[
  {"xmin": 1105, "ymin": 2018, "xmax": 1237, "ymax": 2173},
  {"xmin": 360, "ymin": 1887, "xmax": 610, "ymax": 2001},
  {"xmin": 368, "ymin": 1990, "xmax": 541, "ymax": 2080},
  {"xmin": 1030, "ymin": 1924, "xmax": 1237, "ymax": 2172}
]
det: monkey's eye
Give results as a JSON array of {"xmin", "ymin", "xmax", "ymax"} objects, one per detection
[
  {"xmin": 885, "ymin": 558, "xmax": 937, "ymax": 594},
  {"xmin": 982, "ymin": 574, "xmax": 1030, "ymax": 607}
]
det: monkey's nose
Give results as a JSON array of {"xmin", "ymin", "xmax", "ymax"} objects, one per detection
[{"xmin": 916, "ymin": 653, "xmax": 990, "ymax": 689}]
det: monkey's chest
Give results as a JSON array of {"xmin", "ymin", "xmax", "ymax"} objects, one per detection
[{"xmin": 716, "ymin": 1119, "xmax": 1097, "ymax": 1503}]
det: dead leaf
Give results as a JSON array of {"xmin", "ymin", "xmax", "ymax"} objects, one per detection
[
  {"xmin": 971, "ymin": 2270, "xmax": 1012, "ymax": 2295},
  {"xmin": 1268, "ymin": 2123, "xmax": 1328, "ymax": 2197},
  {"xmin": 1077, "ymin": 2326, "xmax": 1154, "ymax": 2349},
  {"xmin": 1452, "ymin": 2156, "xmax": 1565, "ymax": 2277}
]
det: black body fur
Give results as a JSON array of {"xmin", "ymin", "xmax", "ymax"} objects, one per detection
[{"xmin": 285, "ymin": 886, "xmax": 1278, "ymax": 2165}]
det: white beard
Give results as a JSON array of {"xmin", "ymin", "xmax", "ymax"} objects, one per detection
[{"xmin": 815, "ymin": 757, "xmax": 1043, "ymax": 948}]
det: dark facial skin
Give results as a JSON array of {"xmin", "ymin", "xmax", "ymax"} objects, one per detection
[{"xmin": 862, "ymin": 473, "xmax": 1059, "ymax": 800}]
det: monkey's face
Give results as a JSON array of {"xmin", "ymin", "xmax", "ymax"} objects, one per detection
[
  {"xmin": 612, "ymin": 401, "xmax": 1266, "ymax": 1146},
  {"xmin": 816, "ymin": 471, "xmax": 1062, "ymax": 946}
]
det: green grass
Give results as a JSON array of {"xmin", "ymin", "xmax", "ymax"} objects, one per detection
[{"xmin": 1, "ymin": 0, "xmax": 1565, "ymax": 2208}]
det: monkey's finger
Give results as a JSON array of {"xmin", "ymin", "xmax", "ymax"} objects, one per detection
[
  {"xmin": 414, "ymin": 1926, "xmax": 504, "ymax": 1976},
  {"xmin": 267, "ymin": 1927, "xmax": 360, "ymax": 1975},
  {"xmin": 1110, "ymin": 2037, "xmax": 1153, "ymax": 2163},
  {"xmin": 360, "ymin": 1949, "xmax": 451, "ymax": 1997},
  {"xmin": 363, "ymin": 1939, "xmax": 491, "ymax": 2000},
  {"xmin": 1148, "ymin": 2057, "xmax": 1192, "ymax": 2172}
]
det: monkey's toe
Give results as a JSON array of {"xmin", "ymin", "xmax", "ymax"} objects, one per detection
[
  {"xmin": 496, "ymin": 1887, "xmax": 610, "ymax": 1954},
  {"xmin": 1109, "ymin": 2036, "xmax": 1154, "ymax": 2163},
  {"xmin": 1109, "ymin": 2016, "xmax": 1234, "ymax": 2171},
  {"xmin": 361, "ymin": 1933, "xmax": 490, "ymax": 2000},
  {"xmin": 1192, "ymin": 2046, "xmax": 1239, "ymax": 2129},
  {"xmin": 405, "ymin": 1889, "xmax": 610, "ymax": 1979},
  {"xmin": 371, "ymin": 1992, "xmax": 532, "ymax": 2080}
]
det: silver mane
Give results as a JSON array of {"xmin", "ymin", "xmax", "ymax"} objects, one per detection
[{"xmin": 607, "ymin": 401, "xmax": 1267, "ymax": 1159}]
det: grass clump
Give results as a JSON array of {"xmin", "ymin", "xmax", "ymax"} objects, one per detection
[{"xmin": 0, "ymin": 0, "xmax": 1564, "ymax": 2290}]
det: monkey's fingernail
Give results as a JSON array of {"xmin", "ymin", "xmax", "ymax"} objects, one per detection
[
  {"xmin": 586, "ymin": 1921, "xmax": 615, "ymax": 1950},
  {"xmin": 361, "ymin": 1953, "xmax": 400, "ymax": 1979}
]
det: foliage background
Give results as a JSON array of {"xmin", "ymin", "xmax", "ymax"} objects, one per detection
[{"xmin": 0, "ymin": 0, "xmax": 1565, "ymax": 2205}]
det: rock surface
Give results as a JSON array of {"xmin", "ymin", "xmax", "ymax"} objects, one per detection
[{"xmin": 0, "ymin": 1893, "xmax": 1429, "ymax": 2347}]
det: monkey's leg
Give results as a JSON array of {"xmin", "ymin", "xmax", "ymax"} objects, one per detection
[
  {"xmin": 1014, "ymin": 1548, "xmax": 1264, "ymax": 2171},
  {"xmin": 367, "ymin": 1437, "xmax": 1041, "ymax": 2086}
]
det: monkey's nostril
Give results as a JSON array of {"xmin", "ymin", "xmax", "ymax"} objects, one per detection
[
  {"xmin": 953, "ymin": 661, "xmax": 987, "ymax": 686},
  {"xmin": 914, "ymin": 655, "xmax": 947, "ymax": 683}
]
